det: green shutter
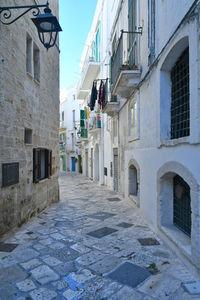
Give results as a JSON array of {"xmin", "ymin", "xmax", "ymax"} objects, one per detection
[
  {"xmin": 80, "ymin": 110, "xmax": 85, "ymax": 120},
  {"xmin": 80, "ymin": 119, "xmax": 85, "ymax": 128},
  {"xmin": 81, "ymin": 128, "xmax": 88, "ymax": 138}
]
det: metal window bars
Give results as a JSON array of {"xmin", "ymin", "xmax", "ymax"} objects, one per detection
[{"xmin": 170, "ymin": 47, "xmax": 190, "ymax": 139}]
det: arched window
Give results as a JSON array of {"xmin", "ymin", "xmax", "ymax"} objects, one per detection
[
  {"xmin": 160, "ymin": 37, "xmax": 189, "ymax": 141},
  {"xmin": 173, "ymin": 175, "xmax": 191, "ymax": 236},
  {"xmin": 171, "ymin": 48, "xmax": 190, "ymax": 139},
  {"xmin": 129, "ymin": 165, "xmax": 138, "ymax": 196}
]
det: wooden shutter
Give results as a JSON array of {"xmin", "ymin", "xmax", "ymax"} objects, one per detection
[
  {"xmin": 47, "ymin": 149, "xmax": 52, "ymax": 178},
  {"xmin": 33, "ymin": 148, "xmax": 41, "ymax": 183}
]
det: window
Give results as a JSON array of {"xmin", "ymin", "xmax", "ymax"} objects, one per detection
[
  {"xmin": 113, "ymin": 118, "xmax": 118, "ymax": 138},
  {"xmin": 129, "ymin": 98, "xmax": 137, "ymax": 136},
  {"xmin": 33, "ymin": 148, "xmax": 52, "ymax": 183},
  {"xmin": 24, "ymin": 128, "xmax": 32, "ymax": 144},
  {"xmin": 128, "ymin": 0, "xmax": 137, "ymax": 66},
  {"xmin": 26, "ymin": 34, "xmax": 40, "ymax": 82},
  {"xmin": 148, "ymin": 0, "xmax": 155, "ymax": 65},
  {"xmin": 62, "ymin": 111, "xmax": 64, "ymax": 121},
  {"xmin": 171, "ymin": 47, "xmax": 190, "ymax": 139},
  {"xmin": 26, "ymin": 34, "xmax": 32, "ymax": 74},
  {"xmin": 71, "ymin": 133, "xmax": 75, "ymax": 150},
  {"xmin": 33, "ymin": 43, "xmax": 40, "ymax": 82},
  {"xmin": 173, "ymin": 175, "xmax": 191, "ymax": 237},
  {"xmin": 72, "ymin": 110, "xmax": 75, "ymax": 127}
]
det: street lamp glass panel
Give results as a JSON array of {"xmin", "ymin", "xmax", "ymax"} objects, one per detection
[{"xmin": 40, "ymin": 21, "xmax": 55, "ymax": 31}]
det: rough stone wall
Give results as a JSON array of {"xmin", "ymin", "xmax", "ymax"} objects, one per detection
[{"xmin": 0, "ymin": 0, "xmax": 60, "ymax": 236}]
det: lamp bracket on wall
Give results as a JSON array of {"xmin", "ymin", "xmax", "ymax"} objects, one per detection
[{"xmin": 0, "ymin": 3, "xmax": 47, "ymax": 25}]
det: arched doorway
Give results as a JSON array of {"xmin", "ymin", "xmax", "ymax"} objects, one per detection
[{"xmin": 129, "ymin": 164, "xmax": 138, "ymax": 196}]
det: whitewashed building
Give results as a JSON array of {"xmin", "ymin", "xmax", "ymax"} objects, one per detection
[
  {"xmin": 60, "ymin": 85, "xmax": 83, "ymax": 172},
  {"xmin": 77, "ymin": 0, "xmax": 111, "ymax": 184},
  {"xmin": 77, "ymin": 0, "xmax": 200, "ymax": 273}
]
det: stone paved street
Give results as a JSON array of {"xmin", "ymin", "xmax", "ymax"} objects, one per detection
[{"xmin": 0, "ymin": 173, "xmax": 200, "ymax": 300}]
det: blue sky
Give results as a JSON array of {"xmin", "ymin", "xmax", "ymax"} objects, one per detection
[{"xmin": 59, "ymin": 0, "xmax": 98, "ymax": 94}]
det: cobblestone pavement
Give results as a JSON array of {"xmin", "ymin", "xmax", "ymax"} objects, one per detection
[{"xmin": 0, "ymin": 173, "xmax": 200, "ymax": 300}]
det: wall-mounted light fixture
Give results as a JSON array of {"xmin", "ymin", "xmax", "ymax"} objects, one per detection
[{"xmin": 0, "ymin": 1, "xmax": 62, "ymax": 50}]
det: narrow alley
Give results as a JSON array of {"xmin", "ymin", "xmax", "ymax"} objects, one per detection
[{"xmin": 0, "ymin": 173, "xmax": 199, "ymax": 300}]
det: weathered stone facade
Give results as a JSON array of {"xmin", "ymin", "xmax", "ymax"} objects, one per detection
[{"xmin": 0, "ymin": 0, "xmax": 60, "ymax": 236}]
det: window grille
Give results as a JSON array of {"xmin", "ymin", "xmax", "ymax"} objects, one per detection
[
  {"xmin": 170, "ymin": 47, "xmax": 190, "ymax": 139},
  {"xmin": 173, "ymin": 175, "xmax": 191, "ymax": 237}
]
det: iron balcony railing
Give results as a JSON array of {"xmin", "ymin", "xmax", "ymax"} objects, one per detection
[{"xmin": 110, "ymin": 32, "xmax": 137, "ymax": 92}]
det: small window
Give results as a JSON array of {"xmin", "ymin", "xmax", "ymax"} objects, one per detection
[
  {"xmin": 104, "ymin": 167, "xmax": 107, "ymax": 176},
  {"xmin": 26, "ymin": 34, "xmax": 32, "ymax": 74},
  {"xmin": 72, "ymin": 110, "xmax": 75, "ymax": 123},
  {"xmin": 33, "ymin": 148, "xmax": 52, "ymax": 183},
  {"xmin": 33, "ymin": 43, "xmax": 40, "ymax": 82},
  {"xmin": 62, "ymin": 111, "xmax": 64, "ymax": 121},
  {"xmin": 26, "ymin": 34, "xmax": 40, "ymax": 82},
  {"xmin": 113, "ymin": 119, "xmax": 118, "ymax": 138},
  {"xmin": 24, "ymin": 128, "xmax": 32, "ymax": 144},
  {"xmin": 129, "ymin": 99, "xmax": 137, "ymax": 136}
]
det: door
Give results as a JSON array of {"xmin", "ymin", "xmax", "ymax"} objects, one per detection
[
  {"xmin": 85, "ymin": 150, "xmax": 88, "ymax": 177},
  {"xmin": 114, "ymin": 154, "xmax": 119, "ymax": 192},
  {"xmin": 71, "ymin": 157, "xmax": 76, "ymax": 172}
]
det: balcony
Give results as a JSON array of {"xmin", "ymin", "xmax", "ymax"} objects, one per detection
[
  {"xmin": 78, "ymin": 49, "xmax": 100, "ymax": 92},
  {"xmin": 77, "ymin": 80, "xmax": 89, "ymax": 100},
  {"xmin": 110, "ymin": 33, "xmax": 141, "ymax": 98},
  {"xmin": 102, "ymin": 98, "xmax": 120, "ymax": 117},
  {"xmin": 89, "ymin": 114, "xmax": 101, "ymax": 136}
]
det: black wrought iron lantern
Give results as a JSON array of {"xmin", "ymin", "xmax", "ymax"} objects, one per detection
[
  {"xmin": 31, "ymin": 4, "xmax": 62, "ymax": 50},
  {"xmin": 0, "ymin": 1, "xmax": 62, "ymax": 50}
]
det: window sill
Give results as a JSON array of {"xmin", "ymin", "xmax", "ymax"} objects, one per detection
[
  {"xmin": 160, "ymin": 224, "xmax": 191, "ymax": 258},
  {"xmin": 34, "ymin": 78, "xmax": 40, "ymax": 85},
  {"xmin": 34, "ymin": 177, "xmax": 50, "ymax": 184},
  {"xmin": 128, "ymin": 134, "xmax": 139, "ymax": 142},
  {"xmin": 27, "ymin": 71, "xmax": 33, "ymax": 79},
  {"xmin": 160, "ymin": 136, "xmax": 190, "ymax": 147},
  {"xmin": 129, "ymin": 195, "xmax": 139, "ymax": 207}
]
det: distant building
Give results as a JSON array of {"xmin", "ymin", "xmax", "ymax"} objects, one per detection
[
  {"xmin": 59, "ymin": 85, "xmax": 83, "ymax": 173},
  {"xmin": 0, "ymin": 0, "xmax": 60, "ymax": 236},
  {"xmin": 77, "ymin": 0, "xmax": 200, "ymax": 273}
]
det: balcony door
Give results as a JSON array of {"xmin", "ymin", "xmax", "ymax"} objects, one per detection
[{"xmin": 128, "ymin": 0, "xmax": 137, "ymax": 66}]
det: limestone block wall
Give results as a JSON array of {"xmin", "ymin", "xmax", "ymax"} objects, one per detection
[{"xmin": 0, "ymin": 0, "xmax": 60, "ymax": 236}]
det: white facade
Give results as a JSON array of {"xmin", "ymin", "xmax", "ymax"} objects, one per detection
[
  {"xmin": 60, "ymin": 84, "xmax": 83, "ymax": 172},
  {"xmin": 77, "ymin": 0, "xmax": 200, "ymax": 273}
]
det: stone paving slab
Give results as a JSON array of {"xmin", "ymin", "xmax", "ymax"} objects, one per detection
[{"xmin": 0, "ymin": 173, "xmax": 199, "ymax": 299}]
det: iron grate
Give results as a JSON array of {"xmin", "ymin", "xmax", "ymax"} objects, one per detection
[
  {"xmin": 170, "ymin": 47, "xmax": 190, "ymax": 139},
  {"xmin": 173, "ymin": 175, "xmax": 191, "ymax": 237}
]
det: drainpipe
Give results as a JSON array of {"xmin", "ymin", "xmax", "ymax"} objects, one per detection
[
  {"xmin": 100, "ymin": 112, "xmax": 104, "ymax": 185},
  {"xmin": 118, "ymin": 111, "xmax": 120, "ymax": 193}
]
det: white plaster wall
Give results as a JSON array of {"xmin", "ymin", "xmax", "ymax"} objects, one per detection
[{"xmin": 156, "ymin": 0, "xmax": 195, "ymax": 55}]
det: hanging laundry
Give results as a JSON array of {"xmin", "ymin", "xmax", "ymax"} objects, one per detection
[
  {"xmin": 89, "ymin": 81, "xmax": 97, "ymax": 111},
  {"xmin": 98, "ymin": 80, "xmax": 107, "ymax": 109},
  {"xmin": 102, "ymin": 80, "xmax": 108, "ymax": 109}
]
